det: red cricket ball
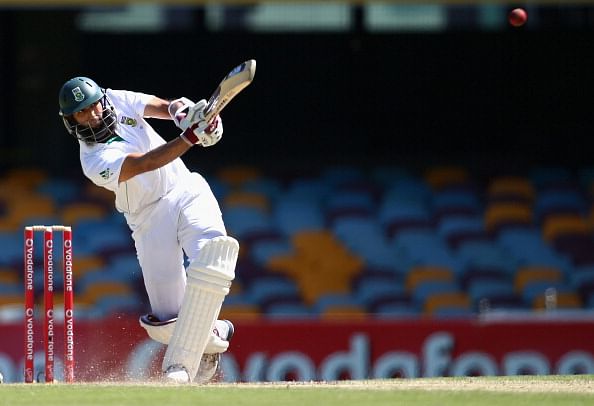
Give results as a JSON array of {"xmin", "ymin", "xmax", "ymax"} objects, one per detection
[{"xmin": 509, "ymin": 8, "xmax": 528, "ymax": 27}]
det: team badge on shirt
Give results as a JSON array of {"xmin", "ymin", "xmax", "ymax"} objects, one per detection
[{"xmin": 120, "ymin": 116, "xmax": 137, "ymax": 127}]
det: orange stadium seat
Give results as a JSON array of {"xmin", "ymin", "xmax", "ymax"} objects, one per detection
[
  {"xmin": 266, "ymin": 254, "xmax": 306, "ymax": 278},
  {"xmin": 0, "ymin": 267, "xmax": 19, "ymax": 284},
  {"xmin": 405, "ymin": 266, "xmax": 455, "ymax": 292},
  {"xmin": 72, "ymin": 255, "xmax": 107, "ymax": 278},
  {"xmin": 266, "ymin": 230, "xmax": 363, "ymax": 304},
  {"xmin": 78, "ymin": 281, "xmax": 134, "ymax": 304},
  {"xmin": 61, "ymin": 202, "xmax": 108, "ymax": 226},
  {"xmin": 424, "ymin": 166, "xmax": 470, "ymax": 190},
  {"xmin": 533, "ymin": 291, "xmax": 582, "ymax": 310},
  {"xmin": 424, "ymin": 291, "xmax": 471, "ymax": 315},
  {"xmin": 0, "ymin": 194, "xmax": 57, "ymax": 231},
  {"xmin": 487, "ymin": 176, "xmax": 535, "ymax": 203},
  {"xmin": 3, "ymin": 168, "xmax": 48, "ymax": 190},
  {"xmin": 514, "ymin": 266, "xmax": 563, "ymax": 293},
  {"xmin": 542, "ymin": 214, "xmax": 592, "ymax": 242},
  {"xmin": 0, "ymin": 294, "xmax": 22, "ymax": 306},
  {"xmin": 223, "ymin": 191, "xmax": 270, "ymax": 212},
  {"xmin": 219, "ymin": 304, "xmax": 261, "ymax": 320},
  {"xmin": 484, "ymin": 202, "xmax": 533, "ymax": 232},
  {"xmin": 216, "ymin": 165, "xmax": 262, "ymax": 188},
  {"xmin": 319, "ymin": 304, "xmax": 368, "ymax": 320},
  {"xmin": 297, "ymin": 270, "xmax": 354, "ymax": 305}
]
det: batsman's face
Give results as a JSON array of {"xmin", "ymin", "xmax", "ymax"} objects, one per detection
[{"xmin": 73, "ymin": 101, "xmax": 103, "ymax": 128}]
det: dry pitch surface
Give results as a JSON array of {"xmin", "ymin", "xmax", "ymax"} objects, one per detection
[{"xmin": 221, "ymin": 376, "xmax": 594, "ymax": 392}]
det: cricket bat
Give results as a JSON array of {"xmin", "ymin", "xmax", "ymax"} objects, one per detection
[{"xmin": 202, "ymin": 59, "xmax": 256, "ymax": 124}]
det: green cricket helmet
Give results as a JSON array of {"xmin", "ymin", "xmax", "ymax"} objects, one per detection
[{"xmin": 58, "ymin": 76, "xmax": 117, "ymax": 143}]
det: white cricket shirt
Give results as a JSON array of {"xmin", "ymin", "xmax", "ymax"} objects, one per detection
[{"xmin": 79, "ymin": 89, "xmax": 191, "ymax": 225}]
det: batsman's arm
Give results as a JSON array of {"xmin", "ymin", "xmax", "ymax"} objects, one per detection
[
  {"xmin": 143, "ymin": 96, "xmax": 177, "ymax": 120},
  {"xmin": 143, "ymin": 96, "xmax": 208, "ymax": 134},
  {"xmin": 118, "ymin": 138, "xmax": 191, "ymax": 183},
  {"xmin": 117, "ymin": 96, "xmax": 194, "ymax": 182}
]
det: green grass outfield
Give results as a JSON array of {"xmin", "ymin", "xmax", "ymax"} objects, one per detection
[{"xmin": 1, "ymin": 375, "xmax": 593, "ymax": 406}]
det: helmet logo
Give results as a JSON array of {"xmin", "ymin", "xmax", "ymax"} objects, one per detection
[{"xmin": 72, "ymin": 87, "xmax": 85, "ymax": 102}]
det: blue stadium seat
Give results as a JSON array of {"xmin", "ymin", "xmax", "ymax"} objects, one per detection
[
  {"xmin": 73, "ymin": 219, "xmax": 131, "ymax": 255},
  {"xmin": 437, "ymin": 215, "xmax": 486, "ymax": 248},
  {"xmin": 411, "ymin": 280, "xmax": 460, "ymax": 306},
  {"xmin": 379, "ymin": 177, "xmax": 434, "ymax": 237},
  {"xmin": 456, "ymin": 240, "xmax": 517, "ymax": 276},
  {"xmin": 76, "ymin": 267, "xmax": 136, "ymax": 292},
  {"xmin": 312, "ymin": 293, "xmax": 362, "ymax": 314},
  {"xmin": 320, "ymin": 166, "xmax": 366, "ymax": 187},
  {"xmin": 586, "ymin": 293, "xmax": 594, "ymax": 309},
  {"xmin": 570, "ymin": 265, "xmax": 594, "ymax": 290},
  {"xmin": 569, "ymin": 266, "xmax": 594, "ymax": 301},
  {"xmin": 393, "ymin": 230, "xmax": 463, "ymax": 273},
  {"xmin": 0, "ymin": 231, "xmax": 24, "ymax": 265},
  {"xmin": 432, "ymin": 307, "xmax": 475, "ymax": 318},
  {"xmin": 273, "ymin": 198, "xmax": 325, "ymax": 236},
  {"xmin": 94, "ymin": 294, "xmax": 143, "ymax": 314},
  {"xmin": 106, "ymin": 253, "xmax": 143, "ymax": 282},
  {"xmin": 379, "ymin": 202, "xmax": 431, "ymax": 228},
  {"xmin": 354, "ymin": 276, "xmax": 406, "ymax": 308},
  {"xmin": 242, "ymin": 177, "xmax": 284, "ymax": 201},
  {"xmin": 382, "ymin": 177, "xmax": 432, "ymax": 206},
  {"xmin": 284, "ymin": 178, "xmax": 331, "ymax": 201},
  {"xmin": 534, "ymin": 190, "xmax": 588, "ymax": 222},
  {"xmin": 467, "ymin": 279, "xmax": 515, "ymax": 305},
  {"xmin": 223, "ymin": 293, "xmax": 255, "ymax": 307},
  {"xmin": 224, "ymin": 206, "xmax": 276, "ymax": 239},
  {"xmin": 332, "ymin": 217, "xmax": 400, "ymax": 271},
  {"xmin": 250, "ymin": 239, "xmax": 293, "ymax": 267},
  {"xmin": 206, "ymin": 177, "xmax": 230, "ymax": 201},
  {"xmin": 36, "ymin": 178, "xmax": 81, "ymax": 205},
  {"xmin": 245, "ymin": 276, "xmax": 301, "ymax": 306},
  {"xmin": 497, "ymin": 228, "xmax": 572, "ymax": 272},
  {"xmin": 0, "ymin": 281, "xmax": 20, "ymax": 295},
  {"xmin": 520, "ymin": 281, "xmax": 570, "ymax": 306},
  {"xmin": 325, "ymin": 191, "xmax": 375, "ymax": 212},
  {"xmin": 432, "ymin": 190, "xmax": 481, "ymax": 213},
  {"xmin": 373, "ymin": 303, "xmax": 420, "ymax": 318},
  {"xmin": 265, "ymin": 302, "xmax": 313, "ymax": 318}
]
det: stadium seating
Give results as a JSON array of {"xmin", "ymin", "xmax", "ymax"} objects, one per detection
[
  {"xmin": 486, "ymin": 176, "xmax": 535, "ymax": 204},
  {"xmin": 424, "ymin": 166, "xmax": 470, "ymax": 190},
  {"xmin": 424, "ymin": 291, "xmax": 472, "ymax": 315},
  {"xmin": 2, "ymin": 164, "xmax": 594, "ymax": 319},
  {"xmin": 484, "ymin": 202, "xmax": 533, "ymax": 233}
]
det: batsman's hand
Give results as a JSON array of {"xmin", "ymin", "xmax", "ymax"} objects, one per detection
[
  {"xmin": 169, "ymin": 97, "xmax": 208, "ymax": 132},
  {"xmin": 180, "ymin": 116, "xmax": 223, "ymax": 147}
]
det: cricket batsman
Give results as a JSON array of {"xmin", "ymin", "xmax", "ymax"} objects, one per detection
[{"xmin": 58, "ymin": 76, "xmax": 238, "ymax": 383}]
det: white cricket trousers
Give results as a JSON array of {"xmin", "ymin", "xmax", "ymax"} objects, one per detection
[{"xmin": 130, "ymin": 173, "xmax": 227, "ymax": 320}]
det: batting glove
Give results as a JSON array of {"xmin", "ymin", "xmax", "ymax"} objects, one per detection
[
  {"xmin": 169, "ymin": 97, "xmax": 208, "ymax": 132},
  {"xmin": 180, "ymin": 116, "xmax": 223, "ymax": 147}
]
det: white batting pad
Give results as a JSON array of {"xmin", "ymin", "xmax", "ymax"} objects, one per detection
[{"xmin": 162, "ymin": 236, "xmax": 239, "ymax": 380}]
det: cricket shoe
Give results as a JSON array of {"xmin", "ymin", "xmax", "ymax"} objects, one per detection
[
  {"xmin": 195, "ymin": 319, "xmax": 234, "ymax": 384},
  {"xmin": 163, "ymin": 365, "xmax": 190, "ymax": 384}
]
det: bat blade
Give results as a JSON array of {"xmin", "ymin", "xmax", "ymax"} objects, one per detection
[{"xmin": 203, "ymin": 59, "xmax": 256, "ymax": 123}]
